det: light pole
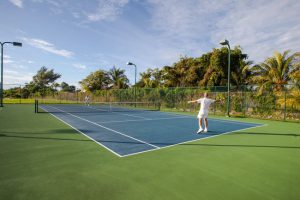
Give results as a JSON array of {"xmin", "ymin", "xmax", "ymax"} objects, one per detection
[
  {"xmin": 126, "ymin": 62, "xmax": 137, "ymax": 102},
  {"xmin": 219, "ymin": 39, "xmax": 231, "ymax": 117},
  {"xmin": 0, "ymin": 42, "xmax": 22, "ymax": 107}
]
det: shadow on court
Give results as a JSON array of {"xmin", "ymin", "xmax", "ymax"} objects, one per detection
[
  {"xmin": 2, "ymin": 134, "xmax": 299, "ymax": 149},
  {"xmin": 0, "ymin": 133, "xmax": 91, "ymax": 142},
  {"xmin": 0, "ymin": 129, "xmax": 92, "ymax": 135},
  {"xmin": 233, "ymin": 131, "xmax": 300, "ymax": 137}
]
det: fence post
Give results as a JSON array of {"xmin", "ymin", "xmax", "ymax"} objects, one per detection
[
  {"xmin": 19, "ymin": 85, "xmax": 22, "ymax": 104},
  {"xmin": 106, "ymin": 89, "xmax": 108, "ymax": 102},
  {"xmin": 213, "ymin": 86, "xmax": 216, "ymax": 115},
  {"xmin": 76, "ymin": 90, "xmax": 78, "ymax": 104},
  {"xmin": 243, "ymin": 86, "xmax": 246, "ymax": 117},
  {"xmin": 284, "ymin": 87, "xmax": 287, "ymax": 121}
]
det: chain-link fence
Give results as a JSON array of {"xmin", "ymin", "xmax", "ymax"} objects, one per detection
[{"xmin": 3, "ymin": 84, "xmax": 299, "ymax": 121}]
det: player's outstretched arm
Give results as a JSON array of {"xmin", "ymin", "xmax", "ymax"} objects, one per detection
[{"xmin": 187, "ymin": 100, "xmax": 198, "ymax": 103}]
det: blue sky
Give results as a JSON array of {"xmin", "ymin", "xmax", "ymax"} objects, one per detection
[{"xmin": 1, "ymin": 0, "xmax": 300, "ymax": 88}]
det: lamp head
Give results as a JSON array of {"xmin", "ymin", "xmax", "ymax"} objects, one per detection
[
  {"xmin": 127, "ymin": 62, "xmax": 134, "ymax": 66},
  {"xmin": 13, "ymin": 42, "xmax": 22, "ymax": 47},
  {"xmin": 219, "ymin": 39, "xmax": 229, "ymax": 46}
]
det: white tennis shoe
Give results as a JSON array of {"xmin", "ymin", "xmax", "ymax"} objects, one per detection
[
  {"xmin": 197, "ymin": 128, "xmax": 203, "ymax": 134},
  {"xmin": 203, "ymin": 128, "xmax": 208, "ymax": 133}
]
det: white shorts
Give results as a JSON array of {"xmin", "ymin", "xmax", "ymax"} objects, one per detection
[{"xmin": 197, "ymin": 112, "xmax": 208, "ymax": 119}]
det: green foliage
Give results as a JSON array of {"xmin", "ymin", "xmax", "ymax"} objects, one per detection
[
  {"xmin": 32, "ymin": 66, "xmax": 61, "ymax": 87},
  {"xmin": 108, "ymin": 66, "xmax": 129, "ymax": 89},
  {"xmin": 4, "ymin": 87, "xmax": 22, "ymax": 98},
  {"xmin": 22, "ymin": 66, "xmax": 61, "ymax": 97},
  {"xmin": 80, "ymin": 67, "xmax": 129, "ymax": 92},
  {"xmin": 60, "ymin": 82, "xmax": 76, "ymax": 92},
  {"xmin": 79, "ymin": 70, "xmax": 110, "ymax": 92},
  {"xmin": 138, "ymin": 46, "xmax": 252, "ymax": 88},
  {"xmin": 250, "ymin": 50, "xmax": 300, "ymax": 93}
]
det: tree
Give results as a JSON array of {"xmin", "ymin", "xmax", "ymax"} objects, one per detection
[
  {"xmin": 160, "ymin": 57, "xmax": 203, "ymax": 87},
  {"xmin": 137, "ymin": 68, "xmax": 163, "ymax": 88},
  {"xmin": 79, "ymin": 70, "xmax": 110, "ymax": 92},
  {"xmin": 289, "ymin": 52, "xmax": 300, "ymax": 88},
  {"xmin": 108, "ymin": 66, "xmax": 129, "ymax": 89},
  {"xmin": 151, "ymin": 68, "xmax": 164, "ymax": 87},
  {"xmin": 51, "ymin": 82, "xmax": 60, "ymax": 92},
  {"xmin": 32, "ymin": 66, "xmax": 61, "ymax": 88},
  {"xmin": 230, "ymin": 60, "xmax": 253, "ymax": 88},
  {"xmin": 138, "ymin": 69, "xmax": 152, "ymax": 88},
  {"xmin": 250, "ymin": 50, "xmax": 300, "ymax": 92},
  {"xmin": 24, "ymin": 66, "xmax": 61, "ymax": 96},
  {"xmin": 4, "ymin": 87, "xmax": 21, "ymax": 98},
  {"xmin": 200, "ymin": 46, "xmax": 250, "ymax": 88},
  {"xmin": 60, "ymin": 82, "xmax": 76, "ymax": 92}
]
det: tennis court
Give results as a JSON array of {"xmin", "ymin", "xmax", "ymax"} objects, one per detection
[
  {"xmin": 1, "ymin": 104, "xmax": 300, "ymax": 200},
  {"xmin": 38, "ymin": 102, "xmax": 262, "ymax": 157}
]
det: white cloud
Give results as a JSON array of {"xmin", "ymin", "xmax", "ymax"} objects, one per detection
[
  {"xmin": 2, "ymin": 55, "xmax": 14, "ymax": 64},
  {"xmin": 86, "ymin": 0, "xmax": 129, "ymax": 21},
  {"xmin": 9, "ymin": 0, "xmax": 23, "ymax": 8},
  {"xmin": 72, "ymin": 64, "xmax": 87, "ymax": 70},
  {"xmin": 210, "ymin": 0, "xmax": 300, "ymax": 62},
  {"xmin": 146, "ymin": 0, "xmax": 300, "ymax": 63},
  {"xmin": 5, "ymin": 70, "xmax": 19, "ymax": 75},
  {"xmin": 4, "ymin": 70, "xmax": 33, "ymax": 84},
  {"xmin": 29, "ymin": 0, "xmax": 130, "ymax": 22},
  {"xmin": 22, "ymin": 37, "xmax": 74, "ymax": 58}
]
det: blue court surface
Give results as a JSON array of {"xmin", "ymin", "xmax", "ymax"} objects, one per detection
[{"xmin": 41, "ymin": 104, "xmax": 262, "ymax": 157}]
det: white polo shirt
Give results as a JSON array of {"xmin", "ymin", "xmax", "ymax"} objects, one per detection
[{"xmin": 197, "ymin": 97, "xmax": 215, "ymax": 117}]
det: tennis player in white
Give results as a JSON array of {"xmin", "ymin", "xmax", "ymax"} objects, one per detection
[
  {"xmin": 188, "ymin": 93, "xmax": 216, "ymax": 133},
  {"xmin": 84, "ymin": 95, "xmax": 90, "ymax": 106}
]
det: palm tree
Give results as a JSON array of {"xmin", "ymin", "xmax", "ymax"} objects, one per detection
[
  {"xmin": 161, "ymin": 57, "xmax": 200, "ymax": 87},
  {"xmin": 108, "ymin": 66, "xmax": 129, "ymax": 89},
  {"xmin": 139, "ymin": 69, "xmax": 152, "ymax": 88},
  {"xmin": 138, "ymin": 68, "xmax": 163, "ymax": 88},
  {"xmin": 231, "ymin": 60, "xmax": 253, "ymax": 88},
  {"xmin": 250, "ymin": 50, "xmax": 300, "ymax": 93}
]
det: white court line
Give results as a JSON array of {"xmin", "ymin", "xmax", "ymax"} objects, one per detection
[
  {"xmin": 40, "ymin": 106, "xmax": 122, "ymax": 157},
  {"xmin": 98, "ymin": 116, "xmax": 191, "ymax": 124},
  {"xmin": 41, "ymin": 105, "xmax": 266, "ymax": 158},
  {"xmin": 157, "ymin": 111, "xmax": 263, "ymax": 126},
  {"xmin": 121, "ymin": 123, "xmax": 267, "ymax": 157},
  {"xmin": 85, "ymin": 105, "xmax": 109, "ymax": 112},
  {"xmin": 209, "ymin": 118, "xmax": 262, "ymax": 125},
  {"xmin": 118, "ymin": 113, "xmax": 150, "ymax": 120},
  {"xmin": 45, "ymin": 105, "xmax": 159, "ymax": 149}
]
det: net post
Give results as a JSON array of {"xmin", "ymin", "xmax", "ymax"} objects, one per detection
[
  {"xmin": 35, "ymin": 99, "xmax": 39, "ymax": 113},
  {"xmin": 34, "ymin": 99, "xmax": 37, "ymax": 113}
]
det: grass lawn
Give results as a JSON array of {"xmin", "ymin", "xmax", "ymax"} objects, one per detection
[{"xmin": 0, "ymin": 104, "xmax": 299, "ymax": 200}]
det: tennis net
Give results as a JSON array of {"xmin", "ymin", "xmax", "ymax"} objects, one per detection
[{"xmin": 34, "ymin": 100, "xmax": 160, "ymax": 113}]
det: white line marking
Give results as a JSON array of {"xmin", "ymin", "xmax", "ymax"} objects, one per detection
[
  {"xmin": 45, "ymin": 105, "xmax": 159, "ymax": 149},
  {"xmin": 85, "ymin": 105, "xmax": 109, "ymax": 112},
  {"xmin": 98, "ymin": 116, "xmax": 190, "ymax": 124},
  {"xmin": 121, "ymin": 124, "xmax": 266, "ymax": 157},
  {"xmin": 41, "ymin": 105, "xmax": 266, "ymax": 157},
  {"xmin": 41, "ymin": 106, "xmax": 122, "ymax": 157},
  {"xmin": 209, "ymin": 118, "xmax": 262, "ymax": 125},
  {"xmin": 156, "ymin": 111, "xmax": 263, "ymax": 126},
  {"xmin": 118, "ymin": 113, "xmax": 151, "ymax": 119}
]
